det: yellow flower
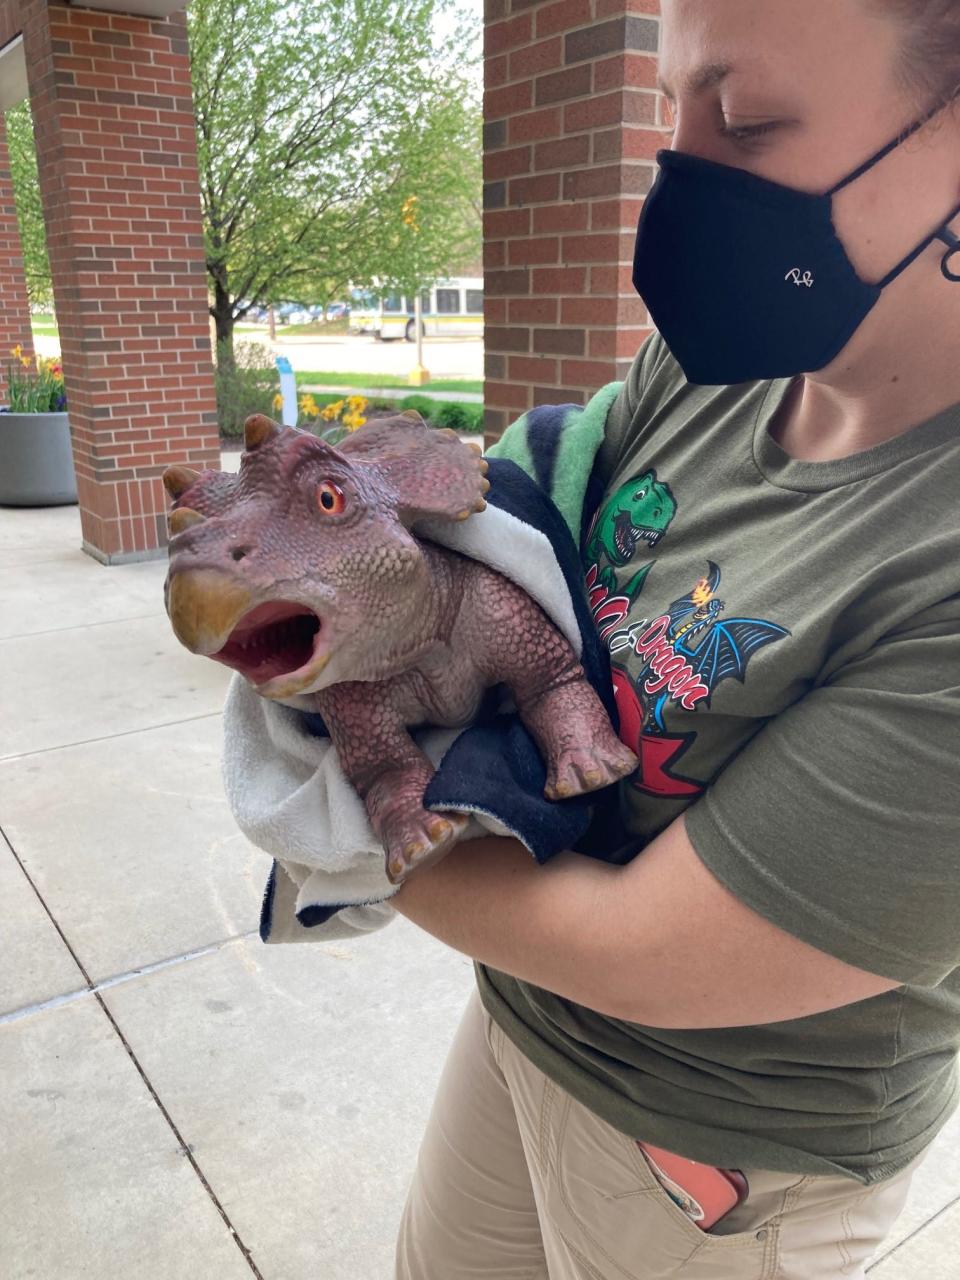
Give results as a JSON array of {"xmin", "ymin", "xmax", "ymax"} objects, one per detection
[
  {"xmin": 20, "ymin": 356, "xmax": 32, "ymax": 368},
  {"xmin": 342, "ymin": 412, "xmax": 366, "ymax": 432},
  {"xmin": 272, "ymin": 393, "xmax": 283, "ymax": 411},
  {"xmin": 11, "ymin": 344, "xmax": 22, "ymax": 358},
  {"xmin": 346, "ymin": 395, "xmax": 367, "ymax": 411},
  {"xmin": 299, "ymin": 393, "xmax": 320, "ymax": 418}
]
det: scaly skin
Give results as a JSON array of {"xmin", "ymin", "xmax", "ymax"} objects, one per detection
[{"xmin": 163, "ymin": 413, "xmax": 637, "ymax": 882}]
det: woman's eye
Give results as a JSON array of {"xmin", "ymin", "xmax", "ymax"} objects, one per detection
[
  {"xmin": 317, "ymin": 481, "xmax": 345, "ymax": 515},
  {"xmin": 718, "ymin": 120, "xmax": 781, "ymax": 145}
]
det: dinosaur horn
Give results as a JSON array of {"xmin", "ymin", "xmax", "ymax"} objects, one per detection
[
  {"xmin": 169, "ymin": 507, "xmax": 206, "ymax": 536},
  {"xmin": 244, "ymin": 414, "xmax": 283, "ymax": 451},
  {"xmin": 162, "ymin": 465, "xmax": 201, "ymax": 501}
]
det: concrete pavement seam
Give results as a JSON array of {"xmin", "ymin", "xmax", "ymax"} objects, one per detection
[
  {"xmin": 0, "ymin": 709, "xmax": 223, "ymax": 762},
  {"xmin": 0, "ymin": 610, "xmax": 165, "ymax": 643},
  {"xmin": 1, "ymin": 820, "xmax": 265, "ymax": 1278}
]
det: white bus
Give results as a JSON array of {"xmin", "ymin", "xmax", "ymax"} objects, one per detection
[{"xmin": 350, "ymin": 278, "xmax": 483, "ymax": 341}]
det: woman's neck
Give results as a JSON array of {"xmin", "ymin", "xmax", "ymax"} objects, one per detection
[{"xmin": 770, "ymin": 287, "xmax": 960, "ymax": 462}]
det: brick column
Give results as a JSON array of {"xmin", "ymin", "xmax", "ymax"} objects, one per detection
[
  {"xmin": 0, "ymin": 115, "xmax": 36, "ymax": 399},
  {"xmin": 483, "ymin": 0, "xmax": 665, "ymax": 442},
  {"xmin": 11, "ymin": 1, "xmax": 218, "ymax": 563}
]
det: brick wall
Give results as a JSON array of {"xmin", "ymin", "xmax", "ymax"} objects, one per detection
[
  {"xmin": 483, "ymin": 0, "xmax": 667, "ymax": 442},
  {"xmin": 4, "ymin": 1, "xmax": 218, "ymax": 563},
  {"xmin": 0, "ymin": 116, "xmax": 36, "ymax": 398}
]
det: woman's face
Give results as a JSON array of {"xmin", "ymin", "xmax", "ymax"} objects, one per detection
[{"xmin": 658, "ymin": 0, "xmax": 960, "ymax": 290}]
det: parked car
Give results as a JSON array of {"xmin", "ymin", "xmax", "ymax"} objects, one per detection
[
  {"xmin": 275, "ymin": 303, "xmax": 312, "ymax": 325},
  {"xmin": 325, "ymin": 301, "xmax": 350, "ymax": 321}
]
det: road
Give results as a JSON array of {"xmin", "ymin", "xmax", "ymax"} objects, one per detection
[
  {"xmin": 34, "ymin": 329, "xmax": 484, "ymax": 384},
  {"xmin": 240, "ymin": 330, "xmax": 483, "ymax": 381}
]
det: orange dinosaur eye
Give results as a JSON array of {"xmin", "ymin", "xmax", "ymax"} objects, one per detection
[{"xmin": 317, "ymin": 481, "xmax": 345, "ymax": 515}]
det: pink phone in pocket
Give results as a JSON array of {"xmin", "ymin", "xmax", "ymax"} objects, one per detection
[{"xmin": 636, "ymin": 1142, "xmax": 749, "ymax": 1230}]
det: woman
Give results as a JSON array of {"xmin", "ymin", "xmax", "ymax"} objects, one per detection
[{"xmin": 393, "ymin": 1, "xmax": 960, "ymax": 1275}]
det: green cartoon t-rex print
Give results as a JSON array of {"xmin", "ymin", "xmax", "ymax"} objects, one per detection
[{"xmin": 585, "ymin": 470, "xmax": 677, "ymax": 599}]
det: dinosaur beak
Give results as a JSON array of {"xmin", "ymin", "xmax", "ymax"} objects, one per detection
[{"xmin": 165, "ymin": 569, "xmax": 255, "ymax": 656}]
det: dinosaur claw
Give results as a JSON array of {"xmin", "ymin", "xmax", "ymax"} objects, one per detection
[
  {"xmin": 473, "ymin": 498, "xmax": 486, "ymax": 512},
  {"xmin": 478, "ymin": 458, "xmax": 489, "ymax": 474},
  {"xmin": 467, "ymin": 442, "xmax": 483, "ymax": 456},
  {"xmin": 438, "ymin": 428, "xmax": 458, "ymax": 439},
  {"xmin": 480, "ymin": 477, "xmax": 491, "ymax": 494},
  {"xmin": 456, "ymin": 509, "xmax": 471, "ymax": 521}
]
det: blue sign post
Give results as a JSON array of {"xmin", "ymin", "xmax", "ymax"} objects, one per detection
[{"xmin": 275, "ymin": 356, "xmax": 298, "ymax": 427}]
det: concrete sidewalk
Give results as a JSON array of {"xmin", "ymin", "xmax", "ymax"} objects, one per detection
[{"xmin": 1, "ymin": 482, "xmax": 958, "ymax": 1278}]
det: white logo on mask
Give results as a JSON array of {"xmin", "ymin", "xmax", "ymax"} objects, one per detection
[{"xmin": 785, "ymin": 268, "xmax": 814, "ymax": 288}]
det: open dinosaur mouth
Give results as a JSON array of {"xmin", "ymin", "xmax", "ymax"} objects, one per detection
[
  {"xmin": 613, "ymin": 512, "xmax": 663, "ymax": 561},
  {"xmin": 212, "ymin": 601, "xmax": 323, "ymax": 685}
]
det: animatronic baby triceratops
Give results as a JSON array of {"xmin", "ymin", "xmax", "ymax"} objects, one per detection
[{"xmin": 162, "ymin": 412, "xmax": 637, "ymax": 884}]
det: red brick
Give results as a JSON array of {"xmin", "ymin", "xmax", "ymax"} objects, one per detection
[
  {"xmin": 508, "ymin": 296, "xmax": 559, "ymax": 324},
  {"xmin": 535, "ymin": 0, "xmax": 592, "ymax": 39},
  {"xmin": 508, "ymin": 236, "xmax": 560, "ymax": 265},
  {"xmin": 563, "ymin": 91, "xmax": 624, "ymax": 132},
  {"xmin": 561, "ymin": 358, "xmax": 616, "ymax": 385},
  {"xmin": 16, "ymin": 3, "xmax": 217, "ymax": 561},
  {"xmin": 621, "ymin": 126, "xmax": 665, "ymax": 159},
  {"xmin": 561, "ymin": 296, "xmax": 619, "ymax": 326},
  {"xmin": 532, "ymin": 384, "xmax": 586, "ymax": 406},
  {"xmin": 485, "ymin": 80, "xmax": 534, "ymax": 120},
  {"xmin": 595, "ymin": 0, "xmax": 660, "ymax": 17},
  {"xmin": 508, "ymin": 172, "xmax": 561, "ymax": 204},
  {"xmin": 508, "ymin": 36, "xmax": 563, "ymax": 80},
  {"xmin": 484, "ymin": 144, "xmax": 532, "ymax": 180},
  {"xmin": 535, "ymin": 63, "xmax": 591, "ymax": 106},
  {"xmin": 532, "ymin": 265, "xmax": 588, "ymax": 293},
  {"xmin": 508, "ymin": 354, "xmax": 558, "ymax": 383},
  {"xmin": 590, "ymin": 263, "xmax": 636, "ymax": 292},
  {"xmin": 508, "ymin": 106, "xmax": 562, "ymax": 144},
  {"xmin": 561, "ymin": 232, "xmax": 621, "ymax": 262},
  {"xmin": 487, "ymin": 53, "xmax": 509, "ymax": 86},
  {"xmin": 533, "ymin": 134, "xmax": 589, "ymax": 170},
  {"xmin": 485, "ymin": 207, "xmax": 532, "ymax": 238},
  {"xmin": 590, "ymin": 197, "xmax": 645, "ymax": 229},
  {"xmin": 532, "ymin": 202, "xmax": 590, "ymax": 233},
  {"xmin": 486, "ymin": 326, "xmax": 531, "ymax": 353},
  {"xmin": 485, "ymin": 11, "xmax": 533, "ymax": 55},
  {"xmin": 592, "ymin": 129, "xmax": 621, "ymax": 163},
  {"xmin": 486, "ymin": 379, "xmax": 531, "ymax": 410}
]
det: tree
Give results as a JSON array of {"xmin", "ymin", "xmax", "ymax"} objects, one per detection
[
  {"xmin": 5, "ymin": 102, "xmax": 52, "ymax": 309},
  {"xmin": 188, "ymin": 0, "xmax": 481, "ymax": 368},
  {"xmin": 359, "ymin": 89, "xmax": 482, "ymax": 298}
]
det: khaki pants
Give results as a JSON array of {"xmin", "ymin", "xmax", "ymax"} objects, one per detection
[{"xmin": 396, "ymin": 989, "xmax": 923, "ymax": 1279}]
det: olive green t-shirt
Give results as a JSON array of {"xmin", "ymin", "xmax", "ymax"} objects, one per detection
[{"xmin": 477, "ymin": 333, "xmax": 960, "ymax": 1184}]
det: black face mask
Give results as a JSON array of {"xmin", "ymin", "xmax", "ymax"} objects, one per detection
[{"xmin": 632, "ymin": 97, "xmax": 960, "ymax": 385}]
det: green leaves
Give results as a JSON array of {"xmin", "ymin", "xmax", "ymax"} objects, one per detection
[
  {"xmin": 5, "ymin": 103, "xmax": 51, "ymax": 308},
  {"xmin": 189, "ymin": 0, "xmax": 481, "ymax": 327}
]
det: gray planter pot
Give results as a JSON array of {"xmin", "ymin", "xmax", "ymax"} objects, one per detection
[{"xmin": 0, "ymin": 411, "xmax": 77, "ymax": 507}]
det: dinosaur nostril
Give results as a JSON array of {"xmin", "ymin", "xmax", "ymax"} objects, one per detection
[{"xmin": 230, "ymin": 546, "xmax": 251, "ymax": 562}]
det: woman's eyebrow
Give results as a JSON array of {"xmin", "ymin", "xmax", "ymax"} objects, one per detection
[{"xmin": 657, "ymin": 61, "xmax": 735, "ymax": 100}]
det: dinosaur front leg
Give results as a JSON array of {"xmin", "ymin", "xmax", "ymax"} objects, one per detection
[
  {"xmin": 315, "ymin": 682, "xmax": 468, "ymax": 884},
  {"xmin": 469, "ymin": 568, "xmax": 638, "ymax": 800}
]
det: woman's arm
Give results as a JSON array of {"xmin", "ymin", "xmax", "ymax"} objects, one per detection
[{"xmin": 392, "ymin": 815, "xmax": 898, "ymax": 1029}]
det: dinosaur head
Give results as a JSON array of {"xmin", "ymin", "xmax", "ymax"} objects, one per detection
[{"xmin": 162, "ymin": 412, "xmax": 489, "ymax": 700}]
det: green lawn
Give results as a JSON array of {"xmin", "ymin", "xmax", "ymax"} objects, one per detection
[
  {"xmin": 29, "ymin": 313, "xmax": 58, "ymax": 338},
  {"xmin": 296, "ymin": 371, "xmax": 482, "ymax": 394}
]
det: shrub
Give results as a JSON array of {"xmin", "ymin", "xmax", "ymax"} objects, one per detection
[
  {"xmin": 459, "ymin": 403, "xmax": 484, "ymax": 432},
  {"xmin": 433, "ymin": 401, "xmax": 471, "ymax": 432},
  {"xmin": 216, "ymin": 341, "xmax": 279, "ymax": 438},
  {"xmin": 399, "ymin": 394, "xmax": 435, "ymax": 421}
]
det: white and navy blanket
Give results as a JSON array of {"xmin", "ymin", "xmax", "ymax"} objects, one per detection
[{"xmin": 221, "ymin": 385, "xmax": 625, "ymax": 944}]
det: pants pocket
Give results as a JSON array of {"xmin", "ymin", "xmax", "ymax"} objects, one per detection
[{"xmin": 543, "ymin": 1092, "xmax": 777, "ymax": 1279}]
